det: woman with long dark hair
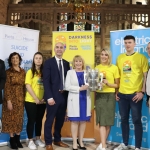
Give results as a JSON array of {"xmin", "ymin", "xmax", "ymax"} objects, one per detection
[
  {"xmin": 2, "ymin": 52, "xmax": 25, "ymax": 149},
  {"xmin": 25, "ymin": 52, "xmax": 46, "ymax": 150}
]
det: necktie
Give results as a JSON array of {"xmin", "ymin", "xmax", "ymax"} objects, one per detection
[{"xmin": 59, "ymin": 60, "xmax": 63, "ymax": 90}]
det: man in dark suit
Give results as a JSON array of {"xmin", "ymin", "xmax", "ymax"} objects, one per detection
[
  {"xmin": 43, "ymin": 42, "xmax": 70, "ymax": 150},
  {"xmin": 0, "ymin": 59, "xmax": 6, "ymax": 105}
]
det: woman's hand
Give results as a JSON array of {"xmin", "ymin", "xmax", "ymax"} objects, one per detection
[
  {"xmin": 40, "ymin": 99, "xmax": 45, "ymax": 104},
  {"xmin": 7, "ymin": 100, "xmax": 13, "ymax": 110},
  {"xmin": 35, "ymin": 98, "xmax": 40, "ymax": 104},
  {"xmin": 103, "ymin": 79, "xmax": 108, "ymax": 85},
  {"xmin": 80, "ymin": 85, "xmax": 89, "ymax": 91}
]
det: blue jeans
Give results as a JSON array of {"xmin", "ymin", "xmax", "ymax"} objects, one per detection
[{"xmin": 117, "ymin": 92, "xmax": 143, "ymax": 148}]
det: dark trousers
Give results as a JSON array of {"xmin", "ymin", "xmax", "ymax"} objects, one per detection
[
  {"xmin": 44, "ymin": 95, "xmax": 67, "ymax": 145},
  {"xmin": 118, "ymin": 92, "xmax": 143, "ymax": 148},
  {"xmin": 25, "ymin": 101, "xmax": 46, "ymax": 139}
]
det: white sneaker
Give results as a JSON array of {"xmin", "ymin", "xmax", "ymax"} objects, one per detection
[
  {"xmin": 135, "ymin": 148, "xmax": 141, "ymax": 150},
  {"xmin": 96, "ymin": 143, "xmax": 102, "ymax": 150},
  {"xmin": 35, "ymin": 139, "xmax": 45, "ymax": 148},
  {"xmin": 28, "ymin": 140, "xmax": 37, "ymax": 150},
  {"xmin": 96, "ymin": 143, "xmax": 107, "ymax": 150},
  {"xmin": 114, "ymin": 143, "xmax": 128, "ymax": 150}
]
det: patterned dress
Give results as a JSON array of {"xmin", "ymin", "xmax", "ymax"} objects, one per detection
[{"xmin": 2, "ymin": 67, "xmax": 25, "ymax": 133}]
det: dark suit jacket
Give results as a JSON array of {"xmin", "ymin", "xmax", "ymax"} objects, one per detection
[
  {"xmin": 43, "ymin": 57, "xmax": 70, "ymax": 102},
  {"xmin": 0, "ymin": 59, "xmax": 6, "ymax": 104}
]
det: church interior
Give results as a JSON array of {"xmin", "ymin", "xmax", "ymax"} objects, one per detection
[{"xmin": 0, "ymin": 0, "xmax": 150, "ymax": 149}]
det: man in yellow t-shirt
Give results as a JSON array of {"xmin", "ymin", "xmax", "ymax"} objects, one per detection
[{"xmin": 114, "ymin": 35, "xmax": 148, "ymax": 150}]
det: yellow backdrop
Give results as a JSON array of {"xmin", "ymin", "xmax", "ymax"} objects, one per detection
[{"xmin": 52, "ymin": 31, "xmax": 95, "ymax": 139}]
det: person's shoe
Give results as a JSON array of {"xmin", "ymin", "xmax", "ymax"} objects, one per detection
[
  {"xmin": 9, "ymin": 137, "xmax": 18, "ymax": 149},
  {"xmin": 114, "ymin": 143, "xmax": 128, "ymax": 150},
  {"xmin": 14, "ymin": 134, "xmax": 23, "ymax": 148},
  {"xmin": 46, "ymin": 145, "xmax": 53, "ymax": 150},
  {"xmin": 35, "ymin": 139, "xmax": 45, "ymax": 148},
  {"xmin": 96, "ymin": 143, "xmax": 102, "ymax": 150},
  {"xmin": 53, "ymin": 141, "xmax": 69, "ymax": 148},
  {"xmin": 28, "ymin": 140, "xmax": 37, "ymax": 150},
  {"xmin": 135, "ymin": 148, "xmax": 141, "ymax": 150},
  {"xmin": 77, "ymin": 139, "xmax": 86, "ymax": 149}
]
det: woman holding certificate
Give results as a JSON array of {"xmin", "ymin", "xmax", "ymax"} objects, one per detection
[
  {"xmin": 95, "ymin": 49, "xmax": 120, "ymax": 150},
  {"xmin": 65, "ymin": 55, "xmax": 91, "ymax": 150}
]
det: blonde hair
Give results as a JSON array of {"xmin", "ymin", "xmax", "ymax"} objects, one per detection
[
  {"xmin": 100, "ymin": 49, "xmax": 112, "ymax": 66},
  {"xmin": 72, "ymin": 55, "xmax": 85, "ymax": 70}
]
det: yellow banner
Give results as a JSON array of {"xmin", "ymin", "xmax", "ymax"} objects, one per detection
[{"xmin": 52, "ymin": 31, "xmax": 95, "ymax": 138}]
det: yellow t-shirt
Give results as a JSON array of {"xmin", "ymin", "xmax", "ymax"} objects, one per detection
[
  {"xmin": 95, "ymin": 64, "xmax": 120, "ymax": 93},
  {"xmin": 25, "ymin": 69, "xmax": 44, "ymax": 103},
  {"xmin": 117, "ymin": 52, "xmax": 148, "ymax": 94}
]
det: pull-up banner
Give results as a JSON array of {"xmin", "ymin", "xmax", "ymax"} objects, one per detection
[
  {"xmin": 108, "ymin": 28, "xmax": 150, "ymax": 149},
  {"xmin": 0, "ymin": 24, "xmax": 39, "ymax": 145},
  {"xmin": 52, "ymin": 31, "xmax": 95, "ymax": 139}
]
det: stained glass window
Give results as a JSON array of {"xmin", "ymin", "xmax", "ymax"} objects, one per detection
[
  {"xmin": 74, "ymin": 13, "xmax": 85, "ymax": 31},
  {"xmin": 59, "ymin": 13, "xmax": 67, "ymax": 31}
]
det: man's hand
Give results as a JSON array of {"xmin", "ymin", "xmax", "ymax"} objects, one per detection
[
  {"xmin": 132, "ymin": 92, "xmax": 144, "ymax": 103},
  {"xmin": 48, "ymin": 99, "xmax": 56, "ymax": 105}
]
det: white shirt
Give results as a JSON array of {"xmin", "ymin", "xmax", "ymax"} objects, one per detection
[{"xmin": 55, "ymin": 56, "xmax": 65, "ymax": 88}]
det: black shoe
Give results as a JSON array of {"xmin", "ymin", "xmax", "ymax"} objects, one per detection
[
  {"xmin": 14, "ymin": 134, "xmax": 23, "ymax": 148},
  {"xmin": 77, "ymin": 139, "xmax": 86, "ymax": 150},
  {"xmin": 9, "ymin": 137, "xmax": 18, "ymax": 149},
  {"xmin": 73, "ymin": 148, "xmax": 78, "ymax": 150}
]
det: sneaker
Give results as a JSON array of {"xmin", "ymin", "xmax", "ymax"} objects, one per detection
[
  {"xmin": 96, "ymin": 143, "xmax": 108, "ymax": 150},
  {"xmin": 114, "ymin": 143, "xmax": 128, "ymax": 150},
  {"xmin": 135, "ymin": 148, "xmax": 141, "ymax": 150},
  {"xmin": 28, "ymin": 140, "xmax": 37, "ymax": 150},
  {"xmin": 35, "ymin": 139, "xmax": 45, "ymax": 148}
]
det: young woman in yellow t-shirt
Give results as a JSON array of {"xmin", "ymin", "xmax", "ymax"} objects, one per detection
[
  {"xmin": 25, "ymin": 52, "xmax": 46, "ymax": 150},
  {"xmin": 95, "ymin": 49, "xmax": 120, "ymax": 150}
]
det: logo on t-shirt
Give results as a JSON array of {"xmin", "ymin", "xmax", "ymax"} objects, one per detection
[
  {"xmin": 37, "ymin": 77, "xmax": 44, "ymax": 90},
  {"xmin": 123, "ymin": 60, "xmax": 132, "ymax": 82},
  {"xmin": 123, "ymin": 60, "xmax": 131, "ymax": 73}
]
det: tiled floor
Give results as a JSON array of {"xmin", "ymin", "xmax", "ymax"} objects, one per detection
[
  {"xmin": 0, "ymin": 141, "xmax": 137, "ymax": 150},
  {"xmin": 0, "ymin": 141, "xmax": 121, "ymax": 150}
]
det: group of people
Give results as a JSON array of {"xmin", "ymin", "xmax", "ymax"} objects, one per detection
[{"xmin": 0, "ymin": 35, "xmax": 149, "ymax": 150}]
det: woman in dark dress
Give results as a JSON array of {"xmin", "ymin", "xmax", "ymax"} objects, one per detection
[
  {"xmin": 65, "ymin": 55, "xmax": 91, "ymax": 150},
  {"xmin": 2, "ymin": 52, "xmax": 25, "ymax": 149}
]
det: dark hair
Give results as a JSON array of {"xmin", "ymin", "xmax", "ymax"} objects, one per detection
[
  {"xmin": 31, "ymin": 52, "xmax": 44, "ymax": 78},
  {"xmin": 124, "ymin": 35, "xmax": 135, "ymax": 42},
  {"xmin": 8, "ymin": 52, "xmax": 22, "ymax": 67}
]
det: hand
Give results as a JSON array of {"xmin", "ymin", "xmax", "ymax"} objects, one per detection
[
  {"xmin": 116, "ymin": 92, "xmax": 120, "ymax": 101},
  {"xmin": 48, "ymin": 99, "xmax": 56, "ymax": 105},
  {"xmin": 132, "ymin": 92, "xmax": 144, "ymax": 103},
  {"xmin": 7, "ymin": 101, "xmax": 13, "ymax": 110},
  {"xmin": 80, "ymin": 85, "xmax": 89, "ymax": 91},
  {"xmin": 35, "ymin": 98, "xmax": 40, "ymax": 104},
  {"xmin": 103, "ymin": 79, "xmax": 108, "ymax": 85},
  {"xmin": 39, "ymin": 99, "xmax": 45, "ymax": 104}
]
